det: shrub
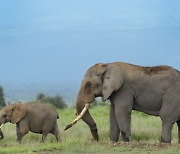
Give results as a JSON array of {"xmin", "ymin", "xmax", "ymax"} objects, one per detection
[
  {"xmin": 0, "ymin": 86, "xmax": 5, "ymax": 108},
  {"xmin": 91, "ymin": 99, "xmax": 110, "ymax": 107},
  {"xmin": 36, "ymin": 93, "xmax": 67, "ymax": 109}
]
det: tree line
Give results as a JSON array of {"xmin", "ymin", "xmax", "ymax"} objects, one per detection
[
  {"xmin": 0, "ymin": 86, "xmax": 67, "ymax": 109},
  {"xmin": 0, "ymin": 85, "xmax": 108, "ymax": 109},
  {"xmin": 0, "ymin": 86, "xmax": 5, "ymax": 108}
]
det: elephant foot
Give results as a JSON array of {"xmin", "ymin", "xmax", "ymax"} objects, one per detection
[
  {"xmin": 18, "ymin": 140, "xmax": 22, "ymax": 144},
  {"xmin": 0, "ymin": 135, "xmax": 4, "ymax": 140},
  {"xmin": 121, "ymin": 132, "xmax": 130, "ymax": 142},
  {"xmin": 0, "ymin": 131, "xmax": 4, "ymax": 140},
  {"xmin": 110, "ymin": 141, "xmax": 118, "ymax": 146},
  {"xmin": 57, "ymin": 138, "xmax": 61, "ymax": 142},
  {"xmin": 122, "ymin": 138, "xmax": 129, "ymax": 142},
  {"xmin": 91, "ymin": 129, "xmax": 99, "ymax": 141},
  {"xmin": 160, "ymin": 138, "xmax": 171, "ymax": 144},
  {"xmin": 90, "ymin": 139, "xmax": 99, "ymax": 143},
  {"xmin": 40, "ymin": 140, "xmax": 45, "ymax": 143},
  {"xmin": 91, "ymin": 139, "xmax": 98, "ymax": 142}
]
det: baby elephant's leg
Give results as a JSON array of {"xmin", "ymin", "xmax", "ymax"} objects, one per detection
[
  {"xmin": 0, "ymin": 128, "xmax": 4, "ymax": 140},
  {"xmin": 41, "ymin": 127, "xmax": 48, "ymax": 143},
  {"xmin": 51, "ymin": 122, "xmax": 60, "ymax": 142},
  {"xmin": 16, "ymin": 121, "xmax": 29, "ymax": 144},
  {"xmin": 41, "ymin": 133, "xmax": 48, "ymax": 143},
  {"xmin": 41, "ymin": 119, "xmax": 54, "ymax": 143}
]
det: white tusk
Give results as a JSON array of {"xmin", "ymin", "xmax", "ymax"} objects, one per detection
[
  {"xmin": 64, "ymin": 103, "xmax": 90, "ymax": 130},
  {"xmin": 0, "ymin": 124, "xmax": 3, "ymax": 129}
]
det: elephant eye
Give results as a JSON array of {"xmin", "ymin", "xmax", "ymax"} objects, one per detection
[{"xmin": 3, "ymin": 115, "xmax": 7, "ymax": 118}]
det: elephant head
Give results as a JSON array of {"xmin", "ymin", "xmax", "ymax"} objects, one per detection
[
  {"xmin": 65, "ymin": 63, "xmax": 124, "ymax": 140},
  {"xmin": 0, "ymin": 103, "xmax": 26, "ymax": 126}
]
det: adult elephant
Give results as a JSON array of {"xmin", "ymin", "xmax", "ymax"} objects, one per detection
[{"xmin": 65, "ymin": 62, "xmax": 180, "ymax": 144}]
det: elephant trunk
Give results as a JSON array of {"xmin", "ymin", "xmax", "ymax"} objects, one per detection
[
  {"xmin": 64, "ymin": 102, "xmax": 99, "ymax": 141},
  {"xmin": 64, "ymin": 78, "xmax": 99, "ymax": 141},
  {"xmin": 64, "ymin": 90, "xmax": 99, "ymax": 141}
]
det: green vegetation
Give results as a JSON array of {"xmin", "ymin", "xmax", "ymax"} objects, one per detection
[
  {"xmin": 35, "ymin": 93, "xmax": 67, "ymax": 109},
  {"xmin": 0, "ymin": 106, "xmax": 180, "ymax": 153},
  {"xmin": 0, "ymin": 86, "xmax": 5, "ymax": 108},
  {"xmin": 91, "ymin": 99, "xmax": 109, "ymax": 107}
]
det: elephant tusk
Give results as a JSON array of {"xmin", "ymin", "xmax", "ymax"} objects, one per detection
[
  {"xmin": 0, "ymin": 124, "xmax": 3, "ymax": 129},
  {"xmin": 64, "ymin": 103, "xmax": 90, "ymax": 131}
]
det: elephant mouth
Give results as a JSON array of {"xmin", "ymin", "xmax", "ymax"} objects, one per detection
[{"xmin": 64, "ymin": 103, "xmax": 90, "ymax": 130}]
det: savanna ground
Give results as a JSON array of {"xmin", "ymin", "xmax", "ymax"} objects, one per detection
[{"xmin": 0, "ymin": 104, "xmax": 180, "ymax": 153}]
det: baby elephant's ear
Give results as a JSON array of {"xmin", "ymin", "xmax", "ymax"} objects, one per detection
[{"xmin": 11, "ymin": 103, "xmax": 26, "ymax": 124}]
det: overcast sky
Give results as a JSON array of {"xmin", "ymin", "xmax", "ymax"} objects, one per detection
[{"xmin": 0, "ymin": 0, "xmax": 180, "ymax": 85}]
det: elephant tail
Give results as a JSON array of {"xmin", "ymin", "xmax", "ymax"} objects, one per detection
[{"xmin": 57, "ymin": 113, "xmax": 59, "ymax": 119}]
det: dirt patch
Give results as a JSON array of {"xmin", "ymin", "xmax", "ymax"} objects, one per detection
[
  {"xmin": 115, "ymin": 141, "xmax": 180, "ymax": 150},
  {"xmin": 0, "ymin": 143, "xmax": 8, "ymax": 147}
]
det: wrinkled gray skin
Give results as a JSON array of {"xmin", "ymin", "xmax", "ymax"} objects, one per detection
[
  {"xmin": 76, "ymin": 62, "xmax": 180, "ymax": 143},
  {"xmin": 0, "ymin": 103, "xmax": 60, "ymax": 143}
]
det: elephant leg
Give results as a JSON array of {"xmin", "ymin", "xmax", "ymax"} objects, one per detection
[
  {"xmin": 51, "ymin": 122, "xmax": 60, "ymax": 142},
  {"xmin": 41, "ymin": 119, "xmax": 53, "ymax": 143},
  {"xmin": 16, "ymin": 124, "xmax": 22, "ymax": 143},
  {"xmin": 16, "ymin": 124, "xmax": 20, "ymax": 141},
  {"xmin": 177, "ymin": 120, "xmax": 180, "ymax": 143},
  {"xmin": 82, "ymin": 110, "xmax": 99, "ymax": 141},
  {"xmin": 110, "ymin": 102, "xmax": 120, "ymax": 143},
  {"xmin": 41, "ymin": 134, "xmax": 48, "ymax": 143},
  {"xmin": 41, "ymin": 125, "xmax": 49, "ymax": 142},
  {"xmin": 115, "ymin": 108, "xmax": 132, "ymax": 142},
  {"xmin": 112, "ymin": 88, "xmax": 133, "ymax": 142},
  {"xmin": 0, "ymin": 128, "xmax": 4, "ymax": 140},
  {"xmin": 16, "ymin": 121, "xmax": 29, "ymax": 144},
  {"xmin": 159, "ymin": 97, "xmax": 179, "ymax": 143},
  {"xmin": 160, "ymin": 121, "xmax": 174, "ymax": 143}
]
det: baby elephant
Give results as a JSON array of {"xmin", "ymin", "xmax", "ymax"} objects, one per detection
[{"xmin": 0, "ymin": 102, "xmax": 60, "ymax": 143}]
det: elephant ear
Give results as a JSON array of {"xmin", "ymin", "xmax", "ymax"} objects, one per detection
[
  {"xmin": 11, "ymin": 103, "xmax": 26, "ymax": 124},
  {"xmin": 102, "ymin": 65, "xmax": 124, "ymax": 101}
]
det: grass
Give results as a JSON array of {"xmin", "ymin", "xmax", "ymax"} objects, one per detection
[{"xmin": 0, "ymin": 105, "xmax": 180, "ymax": 153}]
